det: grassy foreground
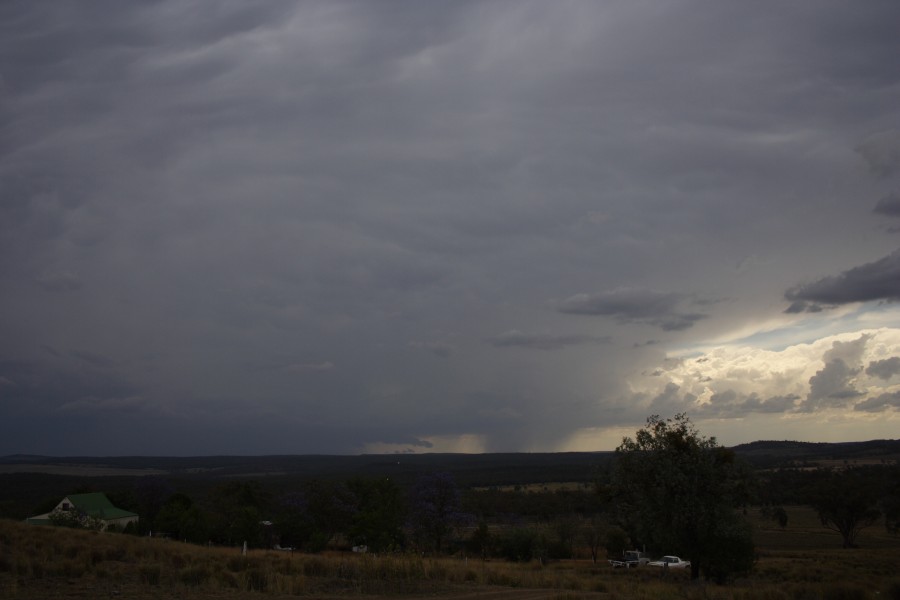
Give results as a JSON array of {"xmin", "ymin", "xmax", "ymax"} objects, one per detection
[{"xmin": 2, "ymin": 515, "xmax": 900, "ymax": 600}]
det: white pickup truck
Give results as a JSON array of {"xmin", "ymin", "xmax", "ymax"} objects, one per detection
[
  {"xmin": 648, "ymin": 555, "xmax": 691, "ymax": 569},
  {"xmin": 608, "ymin": 550, "xmax": 650, "ymax": 568}
]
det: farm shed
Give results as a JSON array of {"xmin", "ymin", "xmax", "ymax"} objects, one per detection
[{"xmin": 26, "ymin": 492, "xmax": 139, "ymax": 531}]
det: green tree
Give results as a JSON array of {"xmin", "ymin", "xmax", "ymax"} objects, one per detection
[
  {"xmin": 208, "ymin": 481, "xmax": 268, "ymax": 547},
  {"xmin": 604, "ymin": 525, "xmax": 629, "ymax": 558},
  {"xmin": 48, "ymin": 507, "xmax": 103, "ymax": 531},
  {"xmin": 497, "ymin": 527, "xmax": 540, "ymax": 562},
  {"xmin": 760, "ymin": 505, "xmax": 788, "ymax": 528},
  {"xmin": 304, "ymin": 480, "xmax": 355, "ymax": 551},
  {"xmin": 612, "ymin": 414, "xmax": 754, "ymax": 581},
  {"xmin": 155, "ymin": 493, "xmax": 208, "ymax": 543},
  {"xmin": 548, "ymin": 516, "xmax": 577, "ymax": 559},
  {"xmin": 467, "ymin": 520, "xmax": 492, "ymax": 560},
  {"xmin": 133, "ymin": 477, "xmax": 174, "ymax": 535},
  {"xmin": 581, "ymin": 516, "xmax": 606, "ymax": 564},
  {"xmin": 812, "ymin": 468, "xmax": 881, "ymax": 548},
  {"xmin": 273, "ymin": 492, "xmax": 313, "ymax": 549},
  {"xmin": 346, "ymin": 477, "xmax": 406, "ymax": 552}
]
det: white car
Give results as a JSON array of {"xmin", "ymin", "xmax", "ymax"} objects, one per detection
[{"xmin": 648, "ymin": 555, "xmax": 690, "ymax": 569}]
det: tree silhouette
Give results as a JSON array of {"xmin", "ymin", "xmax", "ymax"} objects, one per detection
[
  {"xmin": 346, "ymin": 477, "xmax": 405, "ymax": 552},
  {"xmin": 408, "ymin": 472, "xmax": 471, "ymax": 554},
  {"xmin": 812, "ymin": 468, "xmax": 881, "ymax": 548},
  {"xmin": 612, "ymin": 414, "xmax": 754, "ymax": 581}
]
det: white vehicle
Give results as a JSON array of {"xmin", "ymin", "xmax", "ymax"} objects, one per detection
[
  {"xmin": 648, "ymin": 555, "xmax": 690, "ymax": 569},
  {"xmin": 608, "ymin": 550, "xmax": 650, "ymax": 568}
]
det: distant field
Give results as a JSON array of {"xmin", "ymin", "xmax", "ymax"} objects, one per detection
[
  {"xmin": 750, "ymin": 505, "xmax": 899, "ymax": 551},
  {"xmin": 0, "ymin": 464, "xmax": 166, "ymax": 477}
]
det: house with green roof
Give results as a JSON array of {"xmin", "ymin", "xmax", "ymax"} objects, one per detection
[{"xmin": 26, "ymin": 492, "xmax": 139, "ymax": 531}]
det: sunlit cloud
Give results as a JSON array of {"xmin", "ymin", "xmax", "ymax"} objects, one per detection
[{"xmin": 622, "ymin": 328, "xmax": 900, "ymax": 428}]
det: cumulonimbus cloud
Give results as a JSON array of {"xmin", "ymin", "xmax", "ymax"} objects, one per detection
[{"xmin": 625, "ymin": 330, "xmax": 900, "ymax": 419}]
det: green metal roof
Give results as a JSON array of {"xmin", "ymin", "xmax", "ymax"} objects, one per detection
[{"xmin": 65, "ymin": 493, "xmax": 138, "ymax": 520}]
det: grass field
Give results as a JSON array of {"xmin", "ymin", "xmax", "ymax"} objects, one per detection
[{"xmin": 2, "ymin": 506, "xmax": 899, "ymax": 600}]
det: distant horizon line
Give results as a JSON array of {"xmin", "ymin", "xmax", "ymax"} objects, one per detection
[{"xmin": 3, "ymin": 437, "xmax": 899, "ymax": 460}]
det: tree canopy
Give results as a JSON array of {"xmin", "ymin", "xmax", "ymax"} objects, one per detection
[
  {"xmin": 812, "ymin": 468, "xmax": 881, "ymax": 548},
  {"xmin": 612, "ymin": 414, "xmax": 754, "ymax": 581}
]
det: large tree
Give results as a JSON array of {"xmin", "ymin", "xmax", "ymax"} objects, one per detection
[
  {"xmin": 812, "ymin": 468, "xmax": 881, "ymax": 548},
  {"xmin": 346, "ymin": 477, "xmax": 406, "ymax": 552},
  {"xmin": 612, "ymin": 414, "xmax": 754, "ymax": 581}
]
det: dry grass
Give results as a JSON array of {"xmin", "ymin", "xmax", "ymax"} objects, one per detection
[{"xmin": 2, "ymin": 512, "xmax": 900, "ymax": 600}]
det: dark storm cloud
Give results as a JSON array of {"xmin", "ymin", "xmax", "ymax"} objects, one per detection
[
  {"xmin": 557, "ymin": 288, "xmax": 707, "ymax": 331},
  {"xmin": 785, "ymin": 249, "xmax": 900, "ymax": 310},
  {"xmin": 3, "ymin": 1, "xmax": 900, "ymax": 454},
  {"xmin": 392, "ymin": 438, "xmax": 434, "ymax": 450},
  {"xmin": 784, "ymin": 301, "xmax": 823, "ymax": 314},
  {"xmin": 865, "ymin": 356, "xmax": 900, "ymax": 380},
  {"xmin": 488, "ymin": 330, "xmax": 609, "ymax": 351},
  {"xmin": 874, "ymin": 192, "xmax": 900, "ymax": 218},
  {"xmin": 0, "ymin": 357, "xmax": 142, "ymax": 416},
  {"xmin": 558, "ymin": 288, "xmax": 680, "ymax": 318}
]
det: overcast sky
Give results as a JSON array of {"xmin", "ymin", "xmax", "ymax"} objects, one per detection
[{"xmin": 2, "ymin": 1, "xmax": 900, "ymax": 456}]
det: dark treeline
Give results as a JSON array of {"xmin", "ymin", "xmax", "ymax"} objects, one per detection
[{"xmin": 22, "ymin": 474, "xmax": 608, "ymax": 558}]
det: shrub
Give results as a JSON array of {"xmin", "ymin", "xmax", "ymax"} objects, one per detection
[{"xmin": 497, "ymin": 528, "xmax": 539, "ymax": 562}]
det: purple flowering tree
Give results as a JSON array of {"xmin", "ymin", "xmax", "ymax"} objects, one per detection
[{"xmin": 408, "ymin": 472, "xmax": 472, "ymax": 554}]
